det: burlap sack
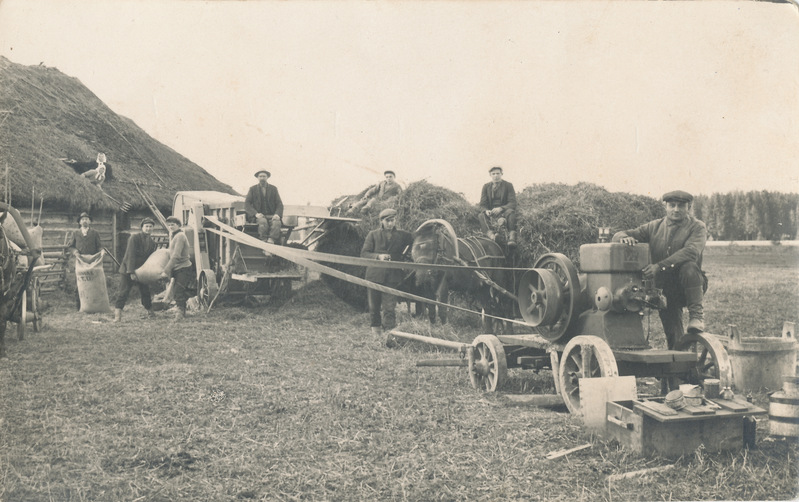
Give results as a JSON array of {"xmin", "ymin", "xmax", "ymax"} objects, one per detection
[
  {"xmin": 134, "ymin": 248, "xmax": 170, "ymax": 285},
  {"xmin": 1, "ymin": 215, "xmax": 26, "ymax": 248},
  {"xmin": 27, "ymin": 225, "xmax": 45, "ymax": 266},
  {"xmin": 76, "ymin": 251, "xmax": 110, "ymax": 313}
]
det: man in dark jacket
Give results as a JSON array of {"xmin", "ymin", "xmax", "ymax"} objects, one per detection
[
  {"xmin": 612, "ymin": 190, "xmax": 708, "ymax": 349},
  {"xmin": 114, "ymin": 217, "xmax": 158, "ymax": 322},
  {"xmin": 360, "ymin": 208, "xmax": 414, "ymax": 335},
  {"xmin": 66, "ymin": 211, "xmax": 102, "ymax": 310},
  {"xmin": 479, "ymin": 166, "xmax": 518, "ymax": 245},
  {"xmin": 244, "ymin": 169, "xmax": 284, "ymax": 244}
]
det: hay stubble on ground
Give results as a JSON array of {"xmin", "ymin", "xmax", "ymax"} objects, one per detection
[{"xmin": 1, "ymin": 246, "xmax": 797, "ymax": 501}]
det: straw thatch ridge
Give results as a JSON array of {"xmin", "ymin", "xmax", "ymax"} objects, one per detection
[{"xmin": 0, "ymin": 56, "xmax": 237, "ymax": 212}]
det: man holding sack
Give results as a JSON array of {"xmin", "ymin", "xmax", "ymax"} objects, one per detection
[{"xmin": 114, "ymin": 217, "xmax": 157, "ymax": 322}]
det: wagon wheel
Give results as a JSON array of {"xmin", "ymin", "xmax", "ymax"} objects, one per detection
[
  {"xmin": 558, "ymin": 335, "xmax": 618, "ymax": 414},
  {"xmin": 676, "ymin": 332, "xmax": 732, "ymax": 389},
  {"xmin": 197, "ymin": 269, "xmax": 219, "ymax": 310},
  {"xmin": 16, "ymin": 289, "xmax": 26, "ymax": 341},
  {"xmin": 469, "ymin": 335, "xmax": 508, "ymax": 392},
  {"xmin": 533, "ymin": 254, "xmax": 581, "ymax": 342}
]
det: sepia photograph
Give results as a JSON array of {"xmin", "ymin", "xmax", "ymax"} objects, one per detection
[{"xmin": 1, "ymin": 0, "xmax": 797, "ymax": 500}]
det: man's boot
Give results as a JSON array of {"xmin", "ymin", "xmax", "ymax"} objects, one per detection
[
  {"xmin": 113, "ymin": 308, "xmax": 122, "ymax": 323},
  {"xmin": 685, "ymin": 286, "xmax": 705, "ymax": 333},
  {"xmin": 508, "ymin": 231, "xmax": 517, "ymax": 246},
  {"xmin": 144, "ymin": 309, "xmax": 155, "ymax": 319}
]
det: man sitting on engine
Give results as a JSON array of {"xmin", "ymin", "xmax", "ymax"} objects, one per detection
[
  {"xmin": 478, "ymin": 166, "xmax": 518, "ymax": 246},
  {"xmin": 612, "ymin": 190, "xmax": 708, "ymax": 349}
]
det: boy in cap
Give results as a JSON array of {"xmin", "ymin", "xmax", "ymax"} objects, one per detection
[
  {"xmin": 114, "ymin": 217, "xmax": 158, "ymax": 322},
  {"xmin": 66, "ymin": 212, "xmax": 103, "ymax": 310},
  {"xmin": 612, "ymin": 190, "xmax": 708, "ymax": 349},
  {"xmin": 244, "ymin": 169, "xmax": 283, "ymax": 244},
  {"xmin": 347, "ymin": 170, "xmax": 403, "ymax": 215},
  {"xmin": 160, "ymin": 216, "xmax": 194, "ymax": 320},
  {"xmin": 478, "ymin": 166, "xmax": 518, "ymax": 245},
  {"xmin": 360, "ymin": 208, "xmax": 414, "ymax": 336}
]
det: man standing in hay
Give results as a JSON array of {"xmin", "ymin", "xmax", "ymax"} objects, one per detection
[
  {"xmin": 244, "ymin": 169, "xmax": 283, "ymax": 244},
  {"xmin": 612, "ymin": 190, "xmax": 708, "ymax": 349},
  {"xmin": 347, "ymin": 170, "xmax": 403, "ymax": 216},
  {"xmin": 478, "ymin": 166, "xmax": 518, "ymax": 246},
  {"xmin": 360, "ymin": 208, "xmax": 414, "ymax": 337},
  {"xmin": 113, "ymin": 217, "xmax": 157, "ymax": 322}
]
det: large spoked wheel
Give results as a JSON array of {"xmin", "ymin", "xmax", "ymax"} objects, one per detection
[
  {"xmin": 197, "ymin": 269, "xmax": 219, "ymax": 310},
  {"xmin": 559, "ymin": 335, "xmax": 619, "ymax": 414},
  {"xmin": 469, "ymin": 335, "xmax": 508, "ymax": 392},
  {"xmin": 533, "ymin": 254, "xmax": 581, "ymax": 342},
  {"xmin": 676, "ymin": 332, "xmax": 733, "ymax": 389}
]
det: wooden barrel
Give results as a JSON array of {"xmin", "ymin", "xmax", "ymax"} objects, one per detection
[{"xmin": 769, "ymin": 376, "xmax": 799, "ymax": 437}]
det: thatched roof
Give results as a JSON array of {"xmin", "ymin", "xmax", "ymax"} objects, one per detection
[{"xmin": 0, "ymin": 56, "xmax": 237, "ymax": 213}]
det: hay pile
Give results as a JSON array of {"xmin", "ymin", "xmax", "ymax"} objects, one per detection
[
  {"xmin": 319, "ymin": 180, "xmax": 663, "ymax": 307},
  {"xmin": 514, "ymin": 182, "xmax": 664, "ymax": 267}
]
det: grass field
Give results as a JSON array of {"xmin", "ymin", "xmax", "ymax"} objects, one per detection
[{"xmin": 1, "ymin": 245, "xmax": 797, "ymax": 501}]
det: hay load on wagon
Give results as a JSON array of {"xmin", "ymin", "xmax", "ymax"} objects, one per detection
[{"xmin": 319, "ymin": 180, "xmax": 664, "ymax": 312}]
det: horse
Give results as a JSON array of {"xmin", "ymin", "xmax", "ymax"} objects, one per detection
[
  {"xmin": 0, "ymin": 203, "xmax": 40, "ymax": 357},
  {"xmin": 411, "ymin": 219, "xmax": 515, "ymax": 334}
]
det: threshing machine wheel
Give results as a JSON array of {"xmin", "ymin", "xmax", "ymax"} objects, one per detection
[
  {"xmin": 197, "ymin": 269, "xmax": 219, "ymax": 310},
  {"xmin": 558, "ymin": 335, "xmax": 619, "ymax": 414},
  {"xmin": 532, "ymin": 253, "xmax": 581, "ymax": 342},
  {"xmin": 469, "ymin": 335, "xmax": 508, "ymax": 392},
  {"xmin": 676, "ymin": 332, "xmax": 733, "ymax": 389}
]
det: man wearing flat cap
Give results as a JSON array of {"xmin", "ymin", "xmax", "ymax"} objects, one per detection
[
  {"xmin": 360, "ymin": 208, "xmax": 414, "ymax": 336},
  {"xmin": 612, "ymin": 190, "xmax": 708, "ymax": 349},
  {"xmin": 479, "ymin": 166, "xmax": 518, "ymax": 246},
  {"xmin": 347, "ymin": 170, "xmax": 403, "ymax": 216},
  {"xmin": 245, "ymin": 170, "xmax": 284, "ymax": 244},
  {"xmin": 114, "ymin": 217, "xmax": 158, "ymax": 322},
  {"xmin": 66, "ymin": 212, "xmax": 103, "ymax": 310}
]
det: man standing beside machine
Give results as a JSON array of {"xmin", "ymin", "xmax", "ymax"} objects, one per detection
[
  {"xmin": 113, "ymin": 217, "xmax": 157, "ymax": 322},
  {"xmin": 360, "ymin": 208, "xmax": 414, "ymax": 337},
  {"xmin": 612, "ymin": 190, "xmax": 708, "ymax": 349}
]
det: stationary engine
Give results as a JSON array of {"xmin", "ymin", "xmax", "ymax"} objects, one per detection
[{"xmin": 518, "ymin": 243, "xmax": 666, "ymax": 348}]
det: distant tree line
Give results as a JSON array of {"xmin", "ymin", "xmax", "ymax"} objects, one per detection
[{"xmin": 692, "ymin": 191, "xmax": 799, "ymax": 241}]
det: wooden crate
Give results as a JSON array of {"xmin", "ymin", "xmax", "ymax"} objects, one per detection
[{"xmin": 605, "ymin": 398, "xmax": 766, "ymax": 457}]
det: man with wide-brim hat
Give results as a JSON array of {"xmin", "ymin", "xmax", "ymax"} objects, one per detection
[
  {"xmin": 612, "ymin": 189, "xmax": 709, "ymax": 348},
  {"xmin": 244, "ymin": 169, "xmax": 283, "ymax": 244},
  {"xmin": 113, "ymin": 217, "xmax": 158, "ymax": 322},
  {"xmin": 360, "ymin": 208, "xmax": 414, "ymax": 337},
  {"xmin": 347, "ymin": 170, "xmax": 403, "ymax": 216},
  {"xmin": 478, "ymin": 166, "xmax": 518, "ymax": 246}
]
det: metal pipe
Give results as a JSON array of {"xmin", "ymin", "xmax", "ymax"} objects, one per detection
[{"xmin": 388, "ymin": 330, "xmax": 471, "ymax": 351}]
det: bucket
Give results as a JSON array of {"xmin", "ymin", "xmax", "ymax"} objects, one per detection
[
  {"xmin": 727, "ymin": 322, "xmax": 797, "ymax": 392},
  {"xmin": 769, "ymin": 376, "xmax": 799, "ymax": 437}
]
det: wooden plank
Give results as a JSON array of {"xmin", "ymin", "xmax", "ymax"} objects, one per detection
[
  {"xmin": 712, "ymin": 399, "xmax": 749, "ymax": 412},
  {"xmin": 681, "ymin": 405, "xmax": 716, "ymax": 415},
  {"xmin": 614, "ymin": 349, "xmax": 697, "ymax": 363},
  {"xmin": 634, "ymin": 400, "xmax": 679, "ymax": 417}
]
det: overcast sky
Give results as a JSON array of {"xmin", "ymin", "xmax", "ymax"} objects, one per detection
[{"xmin": 1, "ymin": 0, "xmax": 797, "ymax": 205}]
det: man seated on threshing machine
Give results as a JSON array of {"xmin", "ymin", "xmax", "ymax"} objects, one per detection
[
  {"xmin": 478, "ymin": 166, "xmax": 517, "ymax": 246},
  {"xmin": 347, "ymin": 170, "xmax": 403, "ymax": 216},
  {"xmin": 360, "ymin": 208, "xmax": 414, "ymax": 336},
  {"xmin": 244, "ymin": 169, "xmax": 284, "ymax": 244},
  {"xmin": 612, "ymin": 190, "xmax": 708, "ymax": 349}
]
